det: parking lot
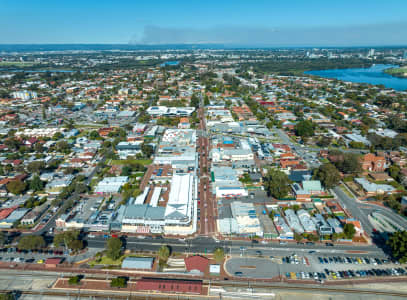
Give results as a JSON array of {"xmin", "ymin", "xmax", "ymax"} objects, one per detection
[
  {"xmin": 225, "ymin": 252, "xmax": 407, "ymax": 281},
  {"xmin": 0, "ymin": 247, "xmax": 65, "ymax": 264}
]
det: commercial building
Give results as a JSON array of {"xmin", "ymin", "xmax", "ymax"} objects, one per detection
[
  {"xmin": 284, "ymin": 209, "xmax": 304, "ymax": 234},
  {"xmin": 94, "ymin": 176, "xmax": 128, "ymax": 194},
  {"xmin": 146, "ymin": 106, "xmax": 195, "ymax": 117},
  {"xmin": 116, "ymin": 141, "xmax": 142, "ymax": 159},
  {"xmin": 121, "ymin": 174, "xmax": 196, "ymax": 236},
  {"xmin": 230, "ymin": 201, "xmax": 263, "ymax": 236},
  {"xmin": 164, "ymin": 173, "xmax": 196, "ymax": 235},
  {"xmin": 297, "ymin": 209, "xmax": 316, "ymax": 233}
]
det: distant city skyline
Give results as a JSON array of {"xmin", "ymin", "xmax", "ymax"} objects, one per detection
[{"xmin": 1, "ymin": 0, "xmax": 407, "ymax": 46}]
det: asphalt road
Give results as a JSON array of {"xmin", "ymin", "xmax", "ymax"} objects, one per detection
[
  {"xmin": 83, "ymin": 235, "xmax": 386, "ymax": 257},
  {"xmin": 332, "ymin": 186, "xmax": 375, "ymax": 236}
]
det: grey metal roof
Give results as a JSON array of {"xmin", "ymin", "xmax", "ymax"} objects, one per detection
[
  {"xmin": 145, "ymin": 206, "xmax": 166, "ymax": 220},
  {"xmin": 121, "ymin": 257, "xmax": 154, "ymax": 269},
  {"xmin": 124, "ymin": 205, "xmax": 148, "ymax": 219}
]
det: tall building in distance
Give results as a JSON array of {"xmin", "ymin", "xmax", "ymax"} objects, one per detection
[
  {"xmin": 368, "ymin": 48, "xmax": 375, "ymax": 57},
  {"xmin": 403, "ymin": 50, "xmax": 407, "ymax": 60}
]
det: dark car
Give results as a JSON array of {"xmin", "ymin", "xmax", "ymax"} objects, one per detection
[{"xmin": 234, "ymin": 271, "xmax": 243, "ymax": 277}]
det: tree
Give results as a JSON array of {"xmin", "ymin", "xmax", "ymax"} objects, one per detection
[
  {"xmin": 53, "ymin": 132, "xmax": 64, "ymax": 140},
  {"xmin": 333, "ymin": 152, "xmax": 362, "ymax": 174},
  {"xmin": 141, "ymin": 142, "xmax": 154, "ymax": 158},
  {"xmin": 34, "ymin": 142, "xmax": 44, "ymax": 153},
  {"xmin": 110, "ymin": 277, "xmax": 127, "ymax": 288},
  {"xmin": 18, "ymin": 235, "xmax": 45, "ymax": 250},
  {"xmin": 307, "ymin": 234, "xmax": 319, "ymax": 242},
  {"xmin": 0, "ymin": 232, "xmax": 6, "ymax": 246},
  {"xmin": 389, "ymin": 165, "xmax": 401, "ymax": 181},
  {"xmin": 387, "ymin": 231, "xmax": 407, "ymax": 263},
  {"xmin": 121, "ymin": 166, "xmax": 132, "ymax": 176},
  {"xmin": 294, "ymin": 232, "xmax": 303, "ymax": 243},
  {"xmin": 89, "ymin": 130, "xmax": 101, "ymax": 140},
  {"xmin": 106, "ymin": 237, "xmax": 122, "ymax": 260},
  {"xmin": 158, "ymin": 245, "xmax": 170, "ymax": 263},
  {"xmin": 74, "ymin": 182, "xmax": 89, "ymax": 194},
  {"xmin": 29, "ymin": 175, "xmax": 44, "ymax": 192},
  {"xmin": 314, "ymin": 163, "xmax": 341, "ymax": 189},
  {"xmin": 294, "ymin": 120, "xmax": 314, "ymax": 138},
  {"xmin": 54, "ymin": 230, "xmax": 81, "ymax": 251},
  {"xmin": 68, "ymin": 275, "xmax": 82, "ymax": 285},
  {"xmin": 343, "ymin": 223, "xmax": 356, "ymax": 239},
  {"xmin": 213, "ymin": 247, "xmax": 225, "ymax": 263},
  {"xmin": 0, "ymin": 292, "xmax": 14, "ymax": 300},
  {"xmin": 264, "ymin": 169, "xmax": 291, "ymax": 199},
  {"xmin": 204, "ymin": 95, "xmax": 210, "ymax": 106},
  {"xmin": 27, "ymin": 161, "xmax": 45, "ymax": 174},
  {"xmin": 56, "ymin": 140, "xmax": 70, "ymax": 152},
  {"xmin": 69, "ymin": 239, "xmax": 84, "ymax": 252},
  {"xmin": 6, "ymin": 180, "xmax": 27, "ymax": 195}
]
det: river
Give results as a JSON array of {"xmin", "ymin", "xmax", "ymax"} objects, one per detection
[{"xmin": 305, "ymin": 64, "xmax": 407, "ymax": 91}]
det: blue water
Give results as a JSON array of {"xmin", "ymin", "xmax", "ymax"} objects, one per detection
[{"xmin": 305, "ymin": 64, "xmax": 407, "ymax": 91}]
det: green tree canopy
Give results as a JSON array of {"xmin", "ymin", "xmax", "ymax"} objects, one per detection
[
  {"xmin": 343, "ymin": 223, "xmax": 356, "ymax": 239},
  {"xmin": 29, "ymin": 175, "xmax": 44, "ymax": 192},
  {"xmin": 27, "ymin": 161, "xmax": 45, "ymax": 174},
  {"xmin": 106, "ymin": 237, "xmax": 122, "ymax": 260},
  {"xmin": 6, "ymin": 180, "xmax": 27, "ymax": 195},
  {"xmin": 53, "ymin": 230, "xmax": 81, "ymax": 250},
  {"xmin": 314, "ymin": 163, "xmax": 341, "ymax": 189},
  {"xmin": 264, "ymin": 169, "xmax": 291, "ymax": 199},
  {"xmin": 294, "ymin": 120, "xmax": 314, "ymax": 138},
  {"xmin": 18, "ymin": 235, "xmax": 45, "ymax": 250},
  {"xmin": 110, "ymin": 277, "xmax": 127, "ymax": 288},
  {"xmin": 387, "ymin": 231, "xmax": 407, "ymax": 263}
]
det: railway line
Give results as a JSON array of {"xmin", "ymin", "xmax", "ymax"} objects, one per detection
[{"xmin": 2, "ymin": 274, "xmax": 407, "ymax": 299}]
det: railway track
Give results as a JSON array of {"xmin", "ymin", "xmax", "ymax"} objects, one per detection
[
  {"xmin": 1, "ymin": 279, "xmax": 407, "ymax": 299},
  {"xmin": 209, "ymin": 281, "xmax": 407, "ymax": 298}
]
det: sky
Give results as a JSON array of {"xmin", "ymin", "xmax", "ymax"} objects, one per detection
[{"xmin": 1, "ymin": 0, "xmax": 407, "ymax": 46}]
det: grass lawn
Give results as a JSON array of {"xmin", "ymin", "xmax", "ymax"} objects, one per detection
[
  {"xmin": 89, "ymin": 255, "xmax": 124, "ymax": 267},
  {"xmin": 110, "ymin": 159, "xmax": 152, "ymax": 166},
  {"xmin": 89, "ymin": 254, "xmax": 153, "ymax": 267},
  {"xmin": 74, "ymin": 124, "xmax": 105, "ymax": 129}
]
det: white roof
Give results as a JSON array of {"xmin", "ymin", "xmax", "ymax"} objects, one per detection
[
  {"xmin": 165, "ymin": 174, "xmax": 193, "ymax": 221},
  {"xmin": 150, "ymin": 187, "xmax": 162, "ymax": 207},
  {"xmin": 134, "ymin": 187, "xmax": 150, "ymax": 205}
]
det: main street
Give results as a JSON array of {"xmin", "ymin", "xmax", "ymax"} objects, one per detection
[
  {"xmin": 197, "ymin": 97, "xmax": 217, "ymax": 237},
  {"xmin": 84, "ymin": 235, "xmax": 386, "ymax": 257}
]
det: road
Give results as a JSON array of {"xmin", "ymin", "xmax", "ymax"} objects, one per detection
[
  {"xmin": 332, "ymin": 186, "xmax": 375, "ymax": 236},
  {"xmin": 333, "ymin": 185, "xmax": 407, "ymax": 238},
  {"xmin": 197, "ymin": 97, "xmax": 217, "ymax": 237},
  {"xmin": 84, "ymin": 235, "xmax": 386, "ymax": 257}
]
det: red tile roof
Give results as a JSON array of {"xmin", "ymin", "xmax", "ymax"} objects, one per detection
[{"xmin": 184, "ymin": 255, "xmax": 209, "ymax": 273}]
